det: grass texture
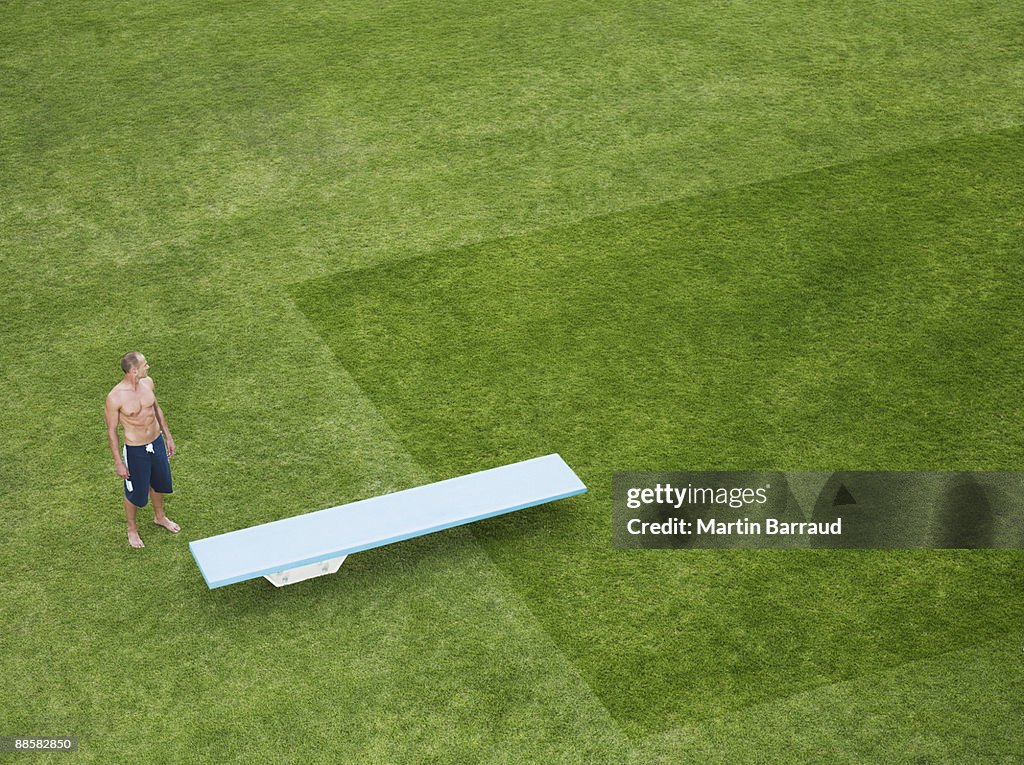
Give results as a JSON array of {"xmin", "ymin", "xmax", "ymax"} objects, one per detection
[
  {"xmin": 295, "ymin": 129, "xmax": 1024, "ymax": 734},
  {"xmin": 1, "ymin": 0, "xmax": 1022, "ymax": 761}
]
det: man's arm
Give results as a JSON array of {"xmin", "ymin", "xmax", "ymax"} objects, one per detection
[
  {"xmin": 105, "ymin": 394, "xmax": 130, "ymax": 480},
  {"xmin": 146, "ymin": 378, "xmax": 176, "ymax": 457},
  {"xmin": 155, "ymin": 403, "xmax": 175, "ymax": 456}
]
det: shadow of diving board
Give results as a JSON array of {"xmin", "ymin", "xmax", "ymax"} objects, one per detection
[{"xmin": 189, "ymin": 454, "xmax": 587, "ymax": 589}]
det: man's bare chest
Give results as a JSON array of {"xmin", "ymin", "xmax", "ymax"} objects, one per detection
[{"xmin": 119, "ymin": 388, "xmax": 155, "ymax": 419}]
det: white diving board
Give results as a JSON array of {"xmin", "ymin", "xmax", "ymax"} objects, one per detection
[{"xmin": 189, "ymin": 454, "xmax": 586, "ymax": 589}]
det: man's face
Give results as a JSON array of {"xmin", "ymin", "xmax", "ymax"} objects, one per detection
[{"xmin": 135, "ymin": 356, "xmax": 150, "ymax": 379}]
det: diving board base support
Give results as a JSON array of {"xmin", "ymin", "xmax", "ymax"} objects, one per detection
[{"xmin": 264, "ymin": 555, "xmax": 348, "ymax": 587}]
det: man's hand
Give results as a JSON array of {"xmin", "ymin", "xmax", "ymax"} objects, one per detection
[
  {"xmin": 116, "ymin": 461, "xmax": 130, "ymax": 480},
  {"xmin": 166, "ymin": 436, "xmax": 176, "ymax": 457}
]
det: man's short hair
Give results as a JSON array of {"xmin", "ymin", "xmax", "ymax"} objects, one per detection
[{"xmin": 120, "ymin": 351, "xmax": 144, "ymax": 374}]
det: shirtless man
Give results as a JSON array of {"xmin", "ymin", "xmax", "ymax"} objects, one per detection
[{"xmin": 104, "ymin": 351, "xmax": 180, "ymax": 548}]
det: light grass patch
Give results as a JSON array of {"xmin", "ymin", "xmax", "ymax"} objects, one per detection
[
  {"xmin": 631, "ymin": 636, "xmax": 1024, "ymax": 764},
  {"xmin": 0, "ymin": 284, "xmax": 628, "ymax": 763}
]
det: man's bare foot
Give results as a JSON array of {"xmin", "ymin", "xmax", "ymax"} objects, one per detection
[
  {"xmin": 154, "ymin": 516, "xmax": 180, "ymax": 533},
  {"xmin": 128, "ymin": 530, "xmax": 145, "ymax": 548}
]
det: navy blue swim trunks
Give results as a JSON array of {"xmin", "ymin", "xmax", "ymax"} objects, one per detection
[{"xmin": 122, "ymin": 433, "xmax": 173, "ymax": 508}]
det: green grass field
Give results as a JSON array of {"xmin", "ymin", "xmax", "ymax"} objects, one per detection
[{"xmin": 2, "ymin": 0, "xmax": 1022, "ymax": 762}]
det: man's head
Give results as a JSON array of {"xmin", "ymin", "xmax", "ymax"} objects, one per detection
[{"xmin": 120, "ymin": 351, "xmax": 149, "ymax": 378}]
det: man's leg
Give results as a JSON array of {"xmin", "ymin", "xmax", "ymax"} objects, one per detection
[
  {"xmin": 124, "ymin": 497, "xmax": 145, "ymax": 548},
  {"xmin": 151, "ymin": 489, "xmax": 180, "ymax": 533},
  {"xmin": 123, "ymin": 443, "xmax": 151, "ymax": 547}
]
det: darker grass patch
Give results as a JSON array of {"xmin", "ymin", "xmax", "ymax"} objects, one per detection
[{"xmin": 293, "ymin": 129, "xmax": 1024, "ymax": 733}]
